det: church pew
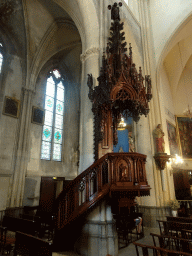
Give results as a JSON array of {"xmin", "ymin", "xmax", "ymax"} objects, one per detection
[
  {"xmin": 150, "ymin": 232, "xmax": 192, "ymax": 253},
  {"xmin": 14, "ymin": 231, "xmax": 53, "ymax": 256},
  {"xmin": 133, "ymin": 241, "xmax": 192, "ymax": 256}
]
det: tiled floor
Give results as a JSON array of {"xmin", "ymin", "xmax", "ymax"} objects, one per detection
[
  {"xmin": 53, "ymin": 227, "xmax": 160, "ymax": 256},
  {"xmin": 118, "ymin": 227, "xmax": 160, "ymax": 256}
]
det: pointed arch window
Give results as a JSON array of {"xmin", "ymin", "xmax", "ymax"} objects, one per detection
[
  {"xmin": 41, "ymin": 69, "xmax": 64, "ymax": 161},
  {"xmin": 0, "ymin": 43, "xmax": 3, "ymax": 73}
]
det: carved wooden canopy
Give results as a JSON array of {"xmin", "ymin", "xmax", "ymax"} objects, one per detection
[{"xmin": 87, "ymin": 2, "xmax": 152, "ymax": 160}]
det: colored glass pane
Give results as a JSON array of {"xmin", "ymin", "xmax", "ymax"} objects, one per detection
[
  {"xmin": 0, "ymin": 53, "xmax": 3, "ymax": 73},
  {"xmin": 44, "ymin": 110, "xmax": 53, "ymax": 126},
  {"xmin": 54, "ymin": 128, "xmax": 62, "ymax": 143},
  {"xmin": 56, "ymin": 100, "xmax": 63, "ymax": 115},
  {"xmin": 41, "ymin": 141, "xmax": 51, "ymax": 160},
  {"xmin": 55, "ymin": 114, "xmax": 63, "ymax": 129},
  {"xmin": 57, "ymin": 86, "xmax": 64, "ymax": 102},
  {"xmin": 43, "ymin": 126, "xmax": 52, "ymax": 142},
  {"xmin": 46, "ymin": 77, "xmax": 55, "ymax": 97},
  {"xmin": 53, "ymin": 144, "xmax": 62, "ymax": 161},
  {"xmin": 53, "ymin": 69, "xmax": 61, "ymax": 79},
  {"xmin": 45, "ymin": 95, "xmax": 54, "ymax": 112},
  {"xmin": 41, "ymin": 70, "xmax": 64, "ymax": 161}
]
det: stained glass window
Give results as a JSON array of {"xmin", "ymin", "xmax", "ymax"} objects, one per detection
[
  {"xmin": 41, "ymin": 69, "xmax": 64, "ymax": 161},
  {"xmin": 0, "ymin": 43, "xmax": 3, "ymax": 73}
]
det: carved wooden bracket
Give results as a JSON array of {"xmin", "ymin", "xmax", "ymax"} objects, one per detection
[{"xmin": 154, "ymin": 153, "xmax": 171, "ymax": 170}]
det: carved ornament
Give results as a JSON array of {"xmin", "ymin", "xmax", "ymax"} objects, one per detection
[
  {"xmin": 80, "ymin": 47, "xmax": 100, "ymax": 62},
  {"xmin": 154, "ymin": 153, "xmax": 171, "ymax": 171}
]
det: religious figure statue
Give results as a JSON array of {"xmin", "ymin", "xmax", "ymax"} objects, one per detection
[
  {"xmin": 87, "ymin": 74, "xmax": 93, "ymax": 90},
  {"xmin": 119, "ymin": 164, "xmax": 128, "ymax": 181},
  {"xmin": 129, "ymin": 131, "xmax": 135, "ymax": 152},
  {"xmin": 108, "ymin": 2, "xmax": 122, "ymax": 21},
  {"xmin": 154, "ymin": 124, "xmax": 165, "ymax": 153}
]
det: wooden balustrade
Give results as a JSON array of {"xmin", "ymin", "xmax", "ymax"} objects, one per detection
[{"xmin": 55, "ymin": 152, "xmax": 150, "ymax": 231}]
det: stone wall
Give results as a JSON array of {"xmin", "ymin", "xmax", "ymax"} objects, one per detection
[{"xmin": 138, "ymin": 205, "xmax": 171, "ymax": 228}]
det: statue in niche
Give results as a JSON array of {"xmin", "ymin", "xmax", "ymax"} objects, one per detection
[
  {"xmin": 119, "ymin": 163, "xmax": 128, "ymax": 182},
  {"xmin": 129, "ymin": 131, "xmax": 135, "ymax": 152},
  {"xmin": 71, "ymin": 147, "xmax": 80, "ymax": 166},
  {"xmin": 154, "ymin": 124, "xmax": 165, "ymax": 153}
]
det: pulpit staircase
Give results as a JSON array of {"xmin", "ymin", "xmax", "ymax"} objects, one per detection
[{"xmin": 53, "ymin": 152, "xmax": 150, "ymax": 251}]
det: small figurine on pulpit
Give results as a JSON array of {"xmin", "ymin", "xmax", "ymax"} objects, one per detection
[
  {"xmin": 154, "ymin": 124, "xmax": 165, "ymax": 154},
  {"xmin": 119, "ymin": 164, "xmax": 128, "ymax": 181},
  {"xmin": 129, "ymin": 132, "xmax": 135, "ymax": 152}
]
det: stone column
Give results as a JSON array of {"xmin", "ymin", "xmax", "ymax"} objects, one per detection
[
  {"xmin": 74, "ymin": 200, "xmax": 118, "ymax": 256},
  {"xmin": 7, "ymin": 87, "xmax": 34, "ymax": 207},
  {"xmin": 135, "ymin": 0, "xmax": 170, "ymax": 227},
  {"xmin": 79, "ymin": 47, "xmax": 100, "ymax": 173}
]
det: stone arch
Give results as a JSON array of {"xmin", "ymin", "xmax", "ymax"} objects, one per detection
[
  {"xmin": 27, "ymin": 0, "xmax": 100, "ymax": 92},
  {"xmin": 55, "ymin": 0, "xmax": 99, "ymax": 51},
  {"xmin": 28, "ymin": 19, "xmax": 81, "ymax": 91},
  {"xmin": 156, "ymin": 12, "xmax": 192, "ymax": 92}
]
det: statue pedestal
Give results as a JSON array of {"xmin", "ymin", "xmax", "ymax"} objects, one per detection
[{"xmin": 154, "ymin": 153, "xmax": 171, "ymax": 171}]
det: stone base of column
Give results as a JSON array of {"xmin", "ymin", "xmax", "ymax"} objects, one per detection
[
  {"xmin": 138, "ymin": 206, "xmax": 171, "ymax": 228},
  {"xmin": 74, "ymin": 220, "xmax": 118, "ymax": 256}
]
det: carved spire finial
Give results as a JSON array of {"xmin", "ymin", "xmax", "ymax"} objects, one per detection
[{"xmin": 108, "ymin": 2, "xmax": 122, "ymax": 21}]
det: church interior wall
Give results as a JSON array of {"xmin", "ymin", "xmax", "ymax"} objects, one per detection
[
  {"xmin": 0, "ymin": 0, "xmax": 192, "ymax": 248},
  {"xmin": 149, "ymin": 0, "xmax": 192, "ymax": 61},
  {"xmin": 0, "ymin": 45, "xmax": 24, "ymax": 210}
]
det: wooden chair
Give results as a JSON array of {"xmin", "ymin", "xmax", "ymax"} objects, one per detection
[
  {"xmin": 157, "ymin": 220, "xmax": 192, "ymax": 237},
  {"xmin": 181, "ymin": 229, "xmax": 192, "ymax": 240},
  {"xmin": 115, "ymin": 215, "xmax": 130, "ymax": 249},
  {"xmin": 168, "ymin": 221, "xmax": 192, "ymax": 237},
  {"xmin": 14, "ymin": 231, "xmax": 53, "ymax": 256},
  {"xmin": 167, "ymin": 216, "xmax": 192, "ymax": 223},
  {"xmin": 133, "ymin": 241, "xmax": 192, "ymax": 256},
  {"xmin": 150, "ymin": 232, "xmax": 192, "ymax": 253},
  {"xmin": 2, "ymin": 215, "xmax": 41, "ymax": 237},
  {"xmin": 157, "ymin": 220, "xmax": 169, "ymax": 236},
  {"xmin": 0, "ymin": 226, "xmax": 15, "ymax": 255}
]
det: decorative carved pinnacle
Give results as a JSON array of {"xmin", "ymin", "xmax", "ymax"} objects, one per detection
[{"xmin": 108, "ymin": 2, "xmax": 122, "ymax": 21}]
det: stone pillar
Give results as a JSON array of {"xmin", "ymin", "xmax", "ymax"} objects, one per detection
[
  {"xmin": 7, "ymin": 87, "xmax": 34, "ymax": 207},
  {"xmin": 79, "ymin": 47, "xmax": 100, "ymax": 173},
  {"xmin": 74, "ymin": 200, "xmax": 118, "ymax": 256}
]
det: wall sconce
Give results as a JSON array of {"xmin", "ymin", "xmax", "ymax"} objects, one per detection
[
  {"xmin": 170, "ymin": 154, "xmax": 183, "ymax": 168},
  {"xmin": 170, "ymin": 154, "xmax": 184, "ymax": 175}
]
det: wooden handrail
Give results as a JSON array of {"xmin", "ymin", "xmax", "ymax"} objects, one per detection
[{"xmin": 55, "ymin": 152, "xmax": 150, "ymax": 230}]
